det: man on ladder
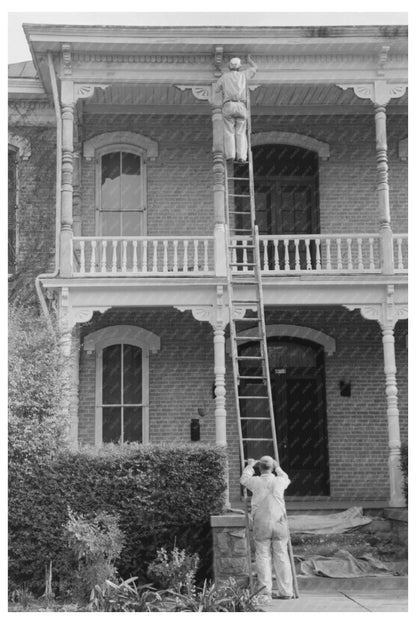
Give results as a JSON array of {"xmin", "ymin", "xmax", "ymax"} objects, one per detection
[
  {"xmin": 241, "ymin": 457, "xmax": 293, "ymax": 604},
  {"xmin": 214, "ymin": 55, "xmax": 257, "ymax": 163}
]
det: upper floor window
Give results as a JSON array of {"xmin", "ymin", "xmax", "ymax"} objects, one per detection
[
  {"xmin": 98, "ymin": 148, "xmax": 145, "ymax": 237},
  {"xmin": 8, "ymin": 148, "xmax": 17, "ymax": 274}
]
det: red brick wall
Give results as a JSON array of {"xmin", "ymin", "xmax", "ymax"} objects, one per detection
[
  {"xmin": 9, "ymin": 113, "xmax": 407, "ymax": 278},
  {"xmin": 78, "ymin": 306, "xmax": 408, "ymax": 502},
  {"xmin": 79, "ymin": 113, "xmax": 408, "ymax": 237},
  {"xmin": 8, "ymin": 127, "xmax": 57, "ymax": 278}
]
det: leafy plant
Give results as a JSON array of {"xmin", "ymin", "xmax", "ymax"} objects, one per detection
[
  {"xmin": 169, "ymin": 577, "xmax": 262, "ymax": 612},
  {"xmin": 9, "ymin": 586, "xmax": 35, "ymax": 609},
  {"xmin": 147, "ymin": 546, "xmax": 199, "ymax": 591},
  {"xmin": 89, "ymin": 578, "xmax": 164, "ymax": 612},
  {"xmin": 58, "ymin": 508, "xmax": 125, "ymax": 602}
]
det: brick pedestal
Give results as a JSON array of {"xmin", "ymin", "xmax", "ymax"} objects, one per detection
[{"xmin": 210, "ymin": 514, "xmax": 250, "ymax": 586}]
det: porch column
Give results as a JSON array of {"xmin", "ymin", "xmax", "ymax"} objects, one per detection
[
  {"xmin": 358, "ymin": 291, "xmax": 407, "ymax": 507},
  {"xmin": 211, "ymin": 84, "xmax": 227, "ymax": 277},
  {"xmin": 374, "ymin": 101, "xmax": 394, "ymax": 274},
  {"xmin": 213, "ymin": 320, "xmax": 227, "ymax": 446},
  {"xmin": 337, "ymin": 81, "xmax": 407, "ymax": 274},
  {"xmin": 380, "ymin": 320, "xmax": 405, "ymax": 507},
  {"xmin": 60, "ymin": 77, "xmax": 75, "ymax": 277}
]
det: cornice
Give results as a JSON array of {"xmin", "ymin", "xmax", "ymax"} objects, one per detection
[
  {"xmin": 69, "ymin": 52, "xmax": 407, "ymax": 66},
  {"xmin": 22, "ymin": 23, "xmax": 408, "ymax": 40}
]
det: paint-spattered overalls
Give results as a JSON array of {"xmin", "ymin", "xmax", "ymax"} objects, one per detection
[
  {"xmin": 240, "ymin": 465, "xmax": 293, "ymax": 598},
  {"xmin": 214, "ymin": 67, "xmax": 256, "ymax": 161}
]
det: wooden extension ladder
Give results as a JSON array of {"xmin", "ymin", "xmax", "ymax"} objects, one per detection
[{"xmin": 223, "ymin": 89, "xmax": 299, "ymax": 599}]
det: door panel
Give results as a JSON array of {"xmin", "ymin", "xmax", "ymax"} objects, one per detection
[
  {"xmin": 272, "ymin": 365, "xmax": 329, "ymax": 496},
  {"xmin": 239, "ymin": 339, "xmax": 330, "ymax": 497}
]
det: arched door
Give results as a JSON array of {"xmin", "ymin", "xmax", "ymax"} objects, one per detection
[
  {"xmin": 239, "ymin": 337, "xmax": 329, "ymax": 496},
  {"xmin": 234, "ymin": 144, "xmax": 319, "ymax": 269}
]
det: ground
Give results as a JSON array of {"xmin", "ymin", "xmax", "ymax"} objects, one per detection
[{"xmin": 264, "ymin": 588, "xmax": 408, "ymax": 612}]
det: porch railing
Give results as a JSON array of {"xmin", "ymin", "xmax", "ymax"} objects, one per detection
[
  {"xmin": 393, "ymin": 234, "xmax": 408, "ymax": 273},
  {"xmin": 232, "ymin": 234, "xmax": 385, "ymax": 274},
  {"xmin": 72, "ymin": 236, "xmax": 215, "ymax": 276}
]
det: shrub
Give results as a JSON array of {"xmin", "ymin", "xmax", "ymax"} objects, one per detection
[
  {"xmin": 59, "ymin": 508, "xmax": 125, "ymax": 602},
  {"xmin": 147, "ymin": 546, "xmax": 199, "ymax": 591},
  {"xmin": 8, "ymin": 304, "xmax": 70, "ymax": 594},
  {"xmin": 8, "ymin": 304, "xmax": 69, "ymax": 460},
  {"xmin": 400, "ymin": 443, "xmax": 408, "ymax": 504},
  {"xmin": 8, "ymin": 443, "xmax": 227, "ymax": 595}
]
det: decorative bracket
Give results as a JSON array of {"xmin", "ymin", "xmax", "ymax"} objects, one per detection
[
  {"xmin": 175, "ymin": 84, "xmax": 212, "ymax": 103},
  {"xmin": 175, "ymin": 302, "xmax": 256, "ymax": 330},
  {"xmin": 337, "ymin": 80, "xmax": 407, "ymax": 107},
  {"xmin": 74, "ymin": 83, "xmax": 110, "ymax": 103},
  {"xmin": 65, "ymin": 306, "xmax": 110, "ymax": 330},
  {"xmin": 343, "ymin": 286, "xmax": 408, "ymax": 329}
]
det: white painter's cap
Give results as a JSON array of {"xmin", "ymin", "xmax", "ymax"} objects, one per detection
[{"xmin": 229, "ymin": 57, "xmax": 241, "ymax": 69}]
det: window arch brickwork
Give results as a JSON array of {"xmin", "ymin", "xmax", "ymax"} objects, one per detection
[{"xmin": 251, "ymin": 131, "xmax": 330, "ymax": 160}]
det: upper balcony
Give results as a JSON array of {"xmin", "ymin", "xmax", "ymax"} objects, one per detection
[{"xmin": 71, "ymin": 232, "xmax": 408, "ymax": 278}]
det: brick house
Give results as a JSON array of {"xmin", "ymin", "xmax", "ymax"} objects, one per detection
[{"xmin": 8, "ymin": 23, "xmax": 408, "ymax": 510}]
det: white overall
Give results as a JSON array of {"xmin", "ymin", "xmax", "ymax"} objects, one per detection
[
  {"xmin": 214, "ymin": 68, "xmax": 256, "ymax": 161},
  {"xmin": 240, "ymin": 467, "xmax": 293, "ymax": 598}
]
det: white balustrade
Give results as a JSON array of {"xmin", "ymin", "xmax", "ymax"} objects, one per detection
[
  {"xmin": 72, "ymin": 236, "xmax": 214, "ymax": 275},
  {"xmin": 231, "ymin": 234, "xmax": 386, "ymax": 273},
  {"xmin": 393, "ymin": 235, "xmax": 408, "ymax": 272}
]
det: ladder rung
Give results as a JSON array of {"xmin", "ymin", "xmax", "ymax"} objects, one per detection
[
  {"xmin": 228, "ymin": 193, "xmax": 250, "ymax": 198},
  {"xmin": 236, "ymin": 355, "xmax": 264, "ymax": 360},
  {"xmin": 233, "ymin": 228, "xmax": 253, "ymax": 232},
  {"xmin": 228, "ymin": 210, "xmax": 252, "ymax": 215},
  {"xmin": 234, "ymin": 336, "xmax": 262, "ymax": 341},
  {"xmin": 238, "ymin": 375, "xmax": 266, "ymax": 380},
  {"xmin": 242, "ymin": 437, "xmax": 274, "ymax": 441},
  {"xmin": 233, "ymin": 317, "xmax": 260, "ymax": 322},
  {"xmin": 238, "ymin": 396, "xmax": 269, "ymax": 400},
  {"xmin": 231, "ymin": 279, "xmax": 259, "ymax": 284},
  {"xmin": 228, "ymin": 243, "xmax": 255, "ymax": 248},
  {"xmin": 232, "ymin": 301, "xmax": 259, "ymax": 306},
  {"xmin": 228, "ymin": 177, "xmax": 249, "ymax": 181},
  {"xmin": 231, "ymin": 262, "xmax": 256, "ymax": 266},
  {"xmin": 240, "ymin": 417, "xmax": 271, "ymax": 421}
]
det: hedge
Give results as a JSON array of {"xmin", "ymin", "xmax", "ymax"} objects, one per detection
[{"xmin": 9, "ymin": 443, "xmax": 227, "ymax": 594}]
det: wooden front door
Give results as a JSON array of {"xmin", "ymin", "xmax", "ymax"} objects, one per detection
[
  {"xmin": 269, "ymin": 340, "xmax": 329, "ymax": 496},
  {"xmin": 238, "ymin": 338, "xmax": 330, "ymax": 496}
]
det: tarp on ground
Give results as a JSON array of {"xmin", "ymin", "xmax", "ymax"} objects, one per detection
[
  {"xmin": 288, "ymin": 506, "xmax": 373, "ymax": 534},
  {"xmin": 299, "ymin": 549, "xmax": 394, "ymax": 577}
]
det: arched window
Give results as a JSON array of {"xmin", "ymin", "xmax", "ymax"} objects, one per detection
[
  {"xmin": 97, "ymin": 146, "xmax": 146, "ymax": 237},
  {"xmin": 84, "ymin": 325, "xmax": 161, "ymax": 445}
]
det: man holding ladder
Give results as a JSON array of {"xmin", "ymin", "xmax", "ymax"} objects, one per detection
[{"xmin": 240, "ymin": 456, "xmax": 294, "ymax": 604}]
